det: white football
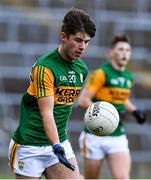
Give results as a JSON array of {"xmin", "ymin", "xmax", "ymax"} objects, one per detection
[{"xmin": 84, "ymin": 101, "xmax": 119, "ymax": 136}]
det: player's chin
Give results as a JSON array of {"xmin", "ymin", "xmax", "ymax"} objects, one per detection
[
  {"xmin": 120, "ymin": 60, "xmax": 128, "ymax": 66},
  {"xmin": 74, "ymin": 55, "xmax": 81, "ymax": 59}
]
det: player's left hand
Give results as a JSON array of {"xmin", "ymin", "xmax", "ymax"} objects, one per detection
[
  {"xmin": 132, "ymin": 110, "xmax": 146, "ymax": 124},
  {"xmin": 53, "ymin": 144, "xmax": 75, "ymax": 171}
]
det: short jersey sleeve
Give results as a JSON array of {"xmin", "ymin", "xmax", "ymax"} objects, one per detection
[
  {"xmin": 85, "ymin": 69, "xmax": 106, "ymax": 95},
  {"xmin": 27, "ymin": 65, "xmax": 54, "ymax": 98}
]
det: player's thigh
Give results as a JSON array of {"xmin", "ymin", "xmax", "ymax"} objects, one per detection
[
  {"xmin": 79, "ymin": 132, "xmax": 105, "ymax": 178},
  {"xmin": 79, "ymin": 132, "xmax": 105, "ymax": 159},
  {"xmin": 83, "ymin": 158, "xmax": 104, "ymax": 179},
  {"xmin": 45, "ymin": 140, "xmax": 80, "ymax": 179},
  {"xmin": 8, "ymin": 139, "xmax": 46, "ymax": 178},
  {"xmin": 107, "ymin": 151, "xmax": 131, "ymax": 179},
  {"xmin": 44, "ymin": 158, "xmax": 80, "ymax": 179}
]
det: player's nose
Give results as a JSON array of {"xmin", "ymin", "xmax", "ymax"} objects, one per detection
[{"xmin": 79, "ymin": 41, "xmax": 86, "ymax": 50}]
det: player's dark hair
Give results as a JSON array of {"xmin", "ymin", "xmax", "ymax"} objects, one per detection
[
  {"xmin": 110, "ymin": 34, "xmax": 131, "ymax": 48},
  {"xmin": 61, "ymin": 7, "xmax": 96, "ymax": 38}
]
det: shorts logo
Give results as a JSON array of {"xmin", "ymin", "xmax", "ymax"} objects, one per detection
[{"xmin": 18, "ymin": 160, "xmax": 24, "ymax": 170}]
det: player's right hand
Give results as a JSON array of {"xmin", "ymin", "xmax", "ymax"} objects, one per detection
[
  {"xmin": 132, "ymin": 110, "xmax": 146, "ymax": 124},
  {"xmin": 53, "ymin": 144, "xmax": 75, "ymax": 171}
]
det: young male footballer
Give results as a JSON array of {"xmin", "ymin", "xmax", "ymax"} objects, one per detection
[
  {"xmin": 8, "ymin": 7, "xmax": 96, "ymax": 179},
  {"xmin": 78, "ymin": 34, "xmax": 146, "ymax": 179}
]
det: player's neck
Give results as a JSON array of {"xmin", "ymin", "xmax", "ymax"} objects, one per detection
[
  {"xmin": 58, "ymin": 45, "xmax": 75, "ymax": 63},
  {"xmin": 111, "ymin": 61, "xmax": 125, "ymax": 72}
]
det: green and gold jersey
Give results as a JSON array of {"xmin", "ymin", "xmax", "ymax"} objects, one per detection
[
  {"xmin": 13, "ymin": 48, "xmax": 88, "ymax": 145},
  {"xmin": 84, "ymin": 62, "xmax": 133, "ymax": 136}
]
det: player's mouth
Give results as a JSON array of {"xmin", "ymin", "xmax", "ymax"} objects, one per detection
[
  {"xmin": 75, "ymin": 51, "xmax": 83, "ymax": 57},
  {"xmin": 121, "ymin": 57, "xmax": 127, "ymax": 61}
]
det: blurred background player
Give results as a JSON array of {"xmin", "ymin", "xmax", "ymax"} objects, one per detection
[
  {"xmin": 78, "ymin": 34, "xmax": 146, "ymax": 179},
  {"xmin": 8, "ymin": 7, "xmax": 96, "ymax": 179}
]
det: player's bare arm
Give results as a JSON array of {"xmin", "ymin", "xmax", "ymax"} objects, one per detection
[
  {"xmin": 125, "ymin": 99, "xmax": 136, "ymax": 113},
  {"xmin": 38, "ymin": 96, "xmax": 60, "ymax": 145},
  {"xmin": 77, "ymin": 88, "xmax": 93, "ymax": 109}
]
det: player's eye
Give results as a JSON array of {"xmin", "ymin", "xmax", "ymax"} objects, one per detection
[
  {"xmin": 85, "ymin": 40, "xmax": 90, "ymax": 44},
  {"xmin": 74, "ymin": 38, "xmax": 82, "ymax": 42}
]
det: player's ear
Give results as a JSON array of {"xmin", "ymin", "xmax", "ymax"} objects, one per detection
[
  {"xmin": 60, "ymin": 32, "xmax": 66, "ymax": 43},
  {"xmin": 108, "ymin": 48, "xmax": 113, "ymax": 58}
]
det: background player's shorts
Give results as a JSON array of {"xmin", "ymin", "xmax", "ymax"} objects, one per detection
[
  {"xmin": 79, "ymin": 131, "xmax": 129, "ymax": 160},
  {"xmin": 8, "ymin": 139, "xmax": 75, "ymax": 177}
]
